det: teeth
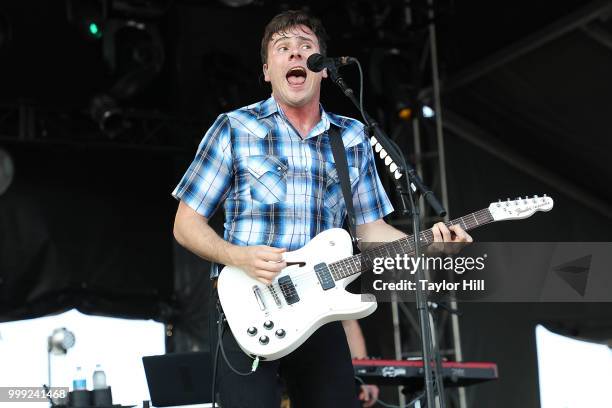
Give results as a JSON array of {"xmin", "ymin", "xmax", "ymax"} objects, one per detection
[{"xmin": 287, "ymin": 67, "xmax": 306, "ymax": 76}]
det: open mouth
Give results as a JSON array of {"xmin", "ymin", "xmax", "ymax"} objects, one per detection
[{"xmin": 286, "ymin": 66, "xmax": 307, "ymax": 86}]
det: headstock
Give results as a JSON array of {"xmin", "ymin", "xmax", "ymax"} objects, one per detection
[{"xmin": 488, "ymin": 195, "xmax": 554, "ymax": 221}]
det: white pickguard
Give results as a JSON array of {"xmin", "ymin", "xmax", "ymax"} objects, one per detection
[{"xmin": 217, "ymin": 228, "xmax": 377, "ymax": 361}]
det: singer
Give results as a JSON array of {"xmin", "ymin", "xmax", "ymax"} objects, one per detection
[{"xmin": 172, "ymin": 9, "xmax": 471, "ymax": 408}]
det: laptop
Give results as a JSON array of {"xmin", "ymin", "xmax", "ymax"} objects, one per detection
[{"xmin": 143, "ymin": 351, "xmax": 214, "ymax": 407}]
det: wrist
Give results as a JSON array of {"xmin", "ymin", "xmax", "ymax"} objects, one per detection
[{"xmin": 219, "ymin": 242, "xmax": 240, "ymax": 267}]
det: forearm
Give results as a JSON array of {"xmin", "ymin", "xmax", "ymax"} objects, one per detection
[
  {"xmin": 342, "ymin": 320, "xmax": 368, "ymax": 358},
  {"xmin": 356, "ymin": 219, "xmax": 406, "ymax": 251},
  {"xmin": 173, "ymin": 201, "xmax": 238, "ymax": 266}
]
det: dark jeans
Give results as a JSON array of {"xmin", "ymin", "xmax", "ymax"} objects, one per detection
[{"xmin": 212, "ymin": 291, "xmax": 360, "ymax": 408}]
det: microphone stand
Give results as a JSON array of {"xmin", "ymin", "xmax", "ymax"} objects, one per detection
[{"xmin": 327, "ymin": 66, "xmax": 446, "ymax": 407}]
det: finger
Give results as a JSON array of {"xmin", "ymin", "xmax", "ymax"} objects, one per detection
[
  {"xmin": 449, "ymin": 224, "xmax": 473, "ymax": 243},
  {"xmin": 255, "ymin": 260, "xmax": 286, "ymax": 273},
  {"xmin": 371, "ymin": 385, "xmax": 379, "ymax": 400},
  {"xmin": 268, "ymin": 261, "xmax": 287, "ymax": 272},
  {"xmin": 358, "ymin": 389, "xmax": 366, "ymax": 401},
  {"xmin": 438, "ymin": 222, "xmax": 452, "ymax": 242},
  {"xmin": 431, "ymin": 224, "xmax": 442, "ymax": 242},
  {"xmin": 267, "ymin": 246, "xmax": 287, "ymax": 253},
  {"xmin": 261, "ymin": 250, "xmax": 286, "ymax": 262},
  {"xmin": 361, "ymin": 385, "xmax": 370, "ymax": 401},
  {"xmin": 256, "ymin": 276, "xmax": 272, "ymax": 285},
  {"xmin": 254, "ymin": 269, "xmax": 279, "ymax": 282}
]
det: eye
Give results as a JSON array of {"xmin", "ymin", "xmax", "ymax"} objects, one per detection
[
  {"xmin": 302, "ymin": 44, "xmax": 312, "ymax": 50},
  {"xmin": 278, "ymin": 46, "xmax": 288, "ymax": 52}
]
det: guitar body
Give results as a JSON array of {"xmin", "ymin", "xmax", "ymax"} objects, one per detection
[{"xmin": 217, "ymin": 228, "xmax": 377, "ymax": 361}]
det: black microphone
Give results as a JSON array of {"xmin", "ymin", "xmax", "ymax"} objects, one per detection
[{"xmin": 306, "ymin": 53, "xmax": 356, "ymax": 73}]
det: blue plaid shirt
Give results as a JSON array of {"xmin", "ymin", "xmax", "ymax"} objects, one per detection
[{"xmin": 172, "ymin": 96, "xmax": 393, "ymax": 275}]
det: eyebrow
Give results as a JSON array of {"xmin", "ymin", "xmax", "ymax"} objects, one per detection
[{"xmin": 272, "ymin": 35, "xmax": 315, "ymax": 46}]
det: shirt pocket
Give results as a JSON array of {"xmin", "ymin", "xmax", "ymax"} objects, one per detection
[
  {"xmin": 247, "ymin": 155, "xmax": 288, "ymax": 204},
  {"xmin": 324, "ymin": 161, "xmax": 360, "ymax": 211}
]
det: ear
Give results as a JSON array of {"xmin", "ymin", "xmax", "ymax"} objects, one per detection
[
  {"xmin": 263, "ymin": 64, "xmax": 270, "ymax": 82},
  {"xmin": 322, "ymin": 67, "xmax": 328, "ymax": 79}
]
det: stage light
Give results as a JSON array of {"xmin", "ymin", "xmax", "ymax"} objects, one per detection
[
  {"xmin": 90, "ymin": 94, "xmax": 127, "ymax": 139},
  {"xmin": 398, "ymin": 107, "xmax": 413, "ymax": 121},
  {"xmin": 88, "ymin": 22, "xmax": 102, "ymax": 38},
  {"xmin": 66, "ymin": 0, "xmax": 104, "ymax": 41},
  {"xmin": 0, "ymin": 148, "xmax": 14, "ymax": 196},
  {"xmin": 422, "ymin": 105, "xmax": 435, "ymax": 118},
  {"xmin": 89, "ymin": 18, "xmax": 164, "ymax": 138},
  {"xmin": 48, "ymin": 327, "xmax": 76, "ymax": 355}
]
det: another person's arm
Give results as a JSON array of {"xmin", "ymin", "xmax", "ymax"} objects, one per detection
[{"xmin": 342, "ymin": 319, "xmax": 379, "ymax": 408}]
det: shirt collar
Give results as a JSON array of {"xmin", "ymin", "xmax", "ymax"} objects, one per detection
[{"xmin": 257, "ymin": 96, "xmax": 345, "ymax": 139}]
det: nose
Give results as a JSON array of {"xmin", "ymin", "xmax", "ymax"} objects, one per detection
[{"xmin": 289, "ymin": 45, "xmax": 303, "ymax": 60}]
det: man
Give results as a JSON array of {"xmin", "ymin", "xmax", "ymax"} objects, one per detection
[{"xmin": 172, "ymin": 10, "xmax": 471, "ymax": 408}]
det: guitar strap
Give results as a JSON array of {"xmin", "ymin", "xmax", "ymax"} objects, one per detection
[{"xmin": 328, "ymin": 126, "xmax": 359, "ymax": 247}]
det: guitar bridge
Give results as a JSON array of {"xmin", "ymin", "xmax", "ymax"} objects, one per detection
[{"xmin": 267, "ymin": 284, "xmax": 282, "ymax": 308}]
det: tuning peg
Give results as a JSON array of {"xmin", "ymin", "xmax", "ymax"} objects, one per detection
[{"xmin": 543, "ymin": 194, "xmax": 547, "ymax": 197}]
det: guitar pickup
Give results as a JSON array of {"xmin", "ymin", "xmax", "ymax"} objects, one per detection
[
  {"xmin": 314, "ymin": 263, "xmax": 335, "ymax": 290},
  {"xmin": 278, "ymin": 275, "xmax": 300, "ymax": 305}
]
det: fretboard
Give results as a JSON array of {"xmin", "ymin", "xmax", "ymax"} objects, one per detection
[{"xmin": 328, "ymin": 208, "xmax": 494, "ymax": 281}]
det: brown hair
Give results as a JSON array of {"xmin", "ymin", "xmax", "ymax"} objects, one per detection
[{"xmin": 260, "ymin": 10, "xmax": 328, "ymax": 64}]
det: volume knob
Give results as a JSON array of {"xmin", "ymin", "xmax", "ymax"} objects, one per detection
[
  {"xmin": 247, "ymin": 327, "xmax": 257, "ymax": 336},
  {"xmin": 259, "ymin": 335, "xmax": 269, "ymax": 345},
  {"xmin": 275, "ymin": 329, "xmax": 286, "ymax": 338},
  {"xmin": 263, "ymin": 320, "xmax": 274, "ymax": 330}
]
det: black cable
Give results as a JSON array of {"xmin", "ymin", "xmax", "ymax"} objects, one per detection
[
  {"xmin": 211, "ymin": 305, "xmax": 257, "ymax": 408},
  {"xmin": 211, "ymin": 329, "xmax": 220, "ymax": 408},
  {"xmin": 355, "ymin": 59, "xmax": 369, "ymax": 127},
  {"xmin": 217, "ymin": 310, "xmax": 257, "ymax": 377},
  {"xmin": 354, "ymin": 376, "xmax": 425, "ymax": 408}
]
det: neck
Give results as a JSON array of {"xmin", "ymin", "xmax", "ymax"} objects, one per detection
[{"xmin": 276, "ymin": 96, "xmax": 321, "ymax": 138}]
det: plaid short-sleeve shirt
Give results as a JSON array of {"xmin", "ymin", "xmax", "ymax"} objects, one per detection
[{"xmin": 172, "ymin": 97, "xmax": 393, "ymax": 274}]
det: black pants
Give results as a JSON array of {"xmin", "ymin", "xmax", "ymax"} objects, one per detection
[{"xmin": 212, "ymin": 291, "xmax": 360, "ymax": 408}]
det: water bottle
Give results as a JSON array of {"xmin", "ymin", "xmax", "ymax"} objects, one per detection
[
  {"xmin": 92, "ymin": 364, "xmax": 107, "ymax": 389},
  {"xmin": 72, "ymin": 366, "xmax": 87, "ymax": 390}
]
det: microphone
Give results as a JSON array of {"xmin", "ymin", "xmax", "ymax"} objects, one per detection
[{"xmin": 306, "ymin": 53, "xmax": 356, "ymax": 73}]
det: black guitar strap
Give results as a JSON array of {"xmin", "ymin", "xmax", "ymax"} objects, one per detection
[{"xmin": 328, "ymin": 126, "xmax": 358, "ymax": 247}]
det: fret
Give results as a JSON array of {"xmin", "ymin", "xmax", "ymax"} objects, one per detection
[{"xmin": 471, "ymin": 212, "xmax": 479, "ymax": 226}]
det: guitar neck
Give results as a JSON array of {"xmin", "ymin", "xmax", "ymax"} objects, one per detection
[{"xmin": 329, "ymin": 208, "xmax": 494, "ymax": 280}]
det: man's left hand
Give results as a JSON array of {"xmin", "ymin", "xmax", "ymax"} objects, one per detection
[{"xmin": 428, "ymin": 222, "xmax": 473, "ymax": 255}]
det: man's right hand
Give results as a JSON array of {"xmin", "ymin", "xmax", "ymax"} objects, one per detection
[{"xmin": 229, "ymin": 245, "xmax": 287, "ymax": 285}]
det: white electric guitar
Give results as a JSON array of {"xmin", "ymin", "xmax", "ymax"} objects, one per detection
[{"xmin": 217, "ymin": 195, "xmax": 554, "ymax": 360}]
